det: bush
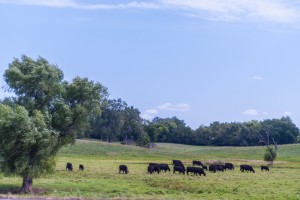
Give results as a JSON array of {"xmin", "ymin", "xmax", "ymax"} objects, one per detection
[
  {"xmin": 136, "ymin": 134, "xmax": 151, "ymax": 148},
  {"xmin": 264, "ymin": 147, "xmax": 277, "ymax": 162}
]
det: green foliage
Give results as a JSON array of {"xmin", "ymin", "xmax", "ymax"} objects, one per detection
[
  {"xmin": 136, "ymin": 133, "xmax": 151, "ymax": 148},
  {"xmin": 87, "ymin": 98, "xmax": 148, "ymax": 146},
  {"xmin": 0, "ymin": 55, "xmax": 107, "ymax": 189},
  {"xmin": 264, "ymin": 147, "xmax": 277, "ymax": 162},
  {"xmin": 0, "ymin": 104, "xmax": 57, "ymax": 178}
]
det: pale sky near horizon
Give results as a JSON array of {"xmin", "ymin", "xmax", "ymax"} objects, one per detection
[{"xmin": 1, "ymin": 0, "xmax": 300, "ymax": 129}]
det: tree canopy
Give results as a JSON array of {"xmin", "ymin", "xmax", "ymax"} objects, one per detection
[{"xmin": 0, "ymin": 55, "xmax": 107, "ymax": 193}]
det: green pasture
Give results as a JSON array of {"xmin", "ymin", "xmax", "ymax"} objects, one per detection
[{"xmin": 1, "ymin": 139, "xmax": 300, "ymax": 199}]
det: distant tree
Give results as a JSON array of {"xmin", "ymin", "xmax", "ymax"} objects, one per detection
[
  {"xmin": 0, "ymin": 55, "xmax": 107, "ymax": 193},
  {"xmin": 258, "ymin": 129, "xmax": 278, "ymax": 163},
  {"xmin": 88, "ymin": 98, "xmax": 126, "ymax": 141},
  {"xmin": 87, "ymin": 98, "xmax": 150, "ymax": 147},
  {"xmin": 264, "ymin": 147, "xmax": 277, "ymax": 162}
]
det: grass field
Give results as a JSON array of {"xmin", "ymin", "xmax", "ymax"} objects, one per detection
[{"xmin": 0, "ymin": 139, "xmax": 300, "ymax": 199}]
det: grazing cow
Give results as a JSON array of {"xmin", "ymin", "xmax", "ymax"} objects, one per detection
[
  {"xmin": 66, "ymin": 162, "xmax": 73, "ymax": 171},
  {"xmin": 79, "ymin": 164, "xmax": 84, "ymax": 171},
  {"xmin": 173, "ymin": 165, "xmax": 186, "ymax": 174},
  {"xmin": 202, "ymin": 165, "xmax": 208, "ymax": 171},
  {"xmin": 149, "ymin": 163, "xmax": 159, "ymax": 166},
  {"xmin": 209, "ymin": 165, "xmax": 224, "ymax": 172},
  {"xmin": 261, "ymin": 166, "xmax": 269, "ymax": 171},
  {"xmin": 148, "ymin": 164, "xmax": 160, "ymax": 174},
  {"xmin": 240, "ymin": 164, "xmax": 255, "ymax": 173},
  {"xmin": 192, "ymin": 160, "xmax": 203, "ymax": 166},
  {"xmin": 119, "ymin": 165, "xmax": 129, "ymax": 174},
  {"xmin": 148, "ymin": 165, "xmax": 155, "ymax": 174},
  {"xmin": 224, "ymin": 163, "xmax": 234, "ymax": 170},
  {"xmin": 173, "ymin": 160, "xmax": 184, "ymax": 166},
  {"xmin": 209, "ymin": 165, "xmax": 217, "ymax": 173},
  {"xmin": 159, "ymin": 164, "xmax": 171, "ymax": 172},
  {"xmin": 149, "ymin": 163, "xmax": 170, "ymax": 173},
  {"xmin": 187, "ymin": 167, "xmax": 206, "ymax": 176}
]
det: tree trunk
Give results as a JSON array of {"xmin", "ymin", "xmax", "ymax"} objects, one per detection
[{"xmin": 20, "ymin": 177, "xmax": 33, "ymax": 194}]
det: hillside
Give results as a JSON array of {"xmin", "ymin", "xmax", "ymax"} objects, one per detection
[{"xmin": 59, "ymin": 139, "xmax": 300, "ymax": 163}]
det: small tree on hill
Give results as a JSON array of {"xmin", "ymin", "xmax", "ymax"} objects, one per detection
[
  {"xmin": 263, "ymin": 146, "xmax": 277, "ymax": 162},
  {"xmin": 258, "ymin": 129, "xmax": 278, "ymax": 163},
  {"xmin": 0, "ymin": 55, "xmax": 107, "ymax": 193}
]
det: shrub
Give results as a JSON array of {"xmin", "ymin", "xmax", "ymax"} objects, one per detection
[{"xmin": 264, "ymin": 147, "xmax": 277, "ymax": 162}]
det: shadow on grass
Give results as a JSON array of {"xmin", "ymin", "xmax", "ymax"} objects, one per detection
[
  {"xmin": 0, "ymin": 184, "xmax": 48, "ymax": 195},
  {"xmin": 0, "ymin": 184, "xmax": 20, "ymax": 194}
]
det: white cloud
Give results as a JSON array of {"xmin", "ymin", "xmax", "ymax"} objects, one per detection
[
  {"xmin": 140, "ymin": 113, "xmax": 155, "ymax": 120},
  {"xmin": 140, "ymin": 109, "xmax": 159, "ymax": 120},
  {"xmin": 252, "ymin": 76, "xmax": 264, "ymax": 80},
  {"xmin": 283, "ymin": 111, "xmax": 292, "ymax": 116},
  {"xmin": 262, "ymin": 112, "xmax": 268, "ymax": 116},
  {"xmin": 158, "ymin": 103, "xmax": 190, "ymax": 112},
  {"xmin": 242, "ymin": 109, "xmax": 259, "ymax": 115},
  {"xmin": 145, "ymin": 109, "xmax": 158, "ymax": 115},
  {"xmin": 161, "ymin": 0, "xmax": 299, "ymax": 23},
  {"xmin": 0, "ymin": 0, "xmax": 298, "ymax": 23}
]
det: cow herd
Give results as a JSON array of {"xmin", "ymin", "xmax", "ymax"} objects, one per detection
[
  {"xmin": 120, "ymin": 160, "xmax": 270, "ymax": 175},
  {"xmin": 65, "ymin": 160, "xmax": 270, "ymax": 175}
]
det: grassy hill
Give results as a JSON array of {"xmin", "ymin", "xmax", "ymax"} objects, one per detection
[{"xmin": 1, "ymin": 139, "xmax": 300, "ymax": 199}]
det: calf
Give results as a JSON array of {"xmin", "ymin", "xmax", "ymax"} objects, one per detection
[
  {"xmin": 224, "ymin": 163, "xmax": 234, "ymax": 170},
  {"xmin": 66, "ymin": 162, "xmax": 73, "ymax": 171},
  {"xmin": 240, "ymin": 164, "xmax": 255, "ymax": 173},
  {"xmin": 173, "ymin": 165, "xmax": 186, "ymax": 174},
  {"xmin": 119, "ymin": 165, "xmax": 129, "ymax": 174},
  {"xmin": 202, "ymin": 165, "xmax": 208, "ymax": 171},
  {"xmin": 79, "ymin": 164, "xmax": 84, "ymax": 171},
  {"xmin": 192, "ymin": 160, "xmax": 203, "ymax": 166},
  {"xmin": 187, "ymin": 167, "xmax": 206, "ymax": 176},
  {"xmin": 261, "ymin": 166, "xmax": 269, "ymax": 171}
]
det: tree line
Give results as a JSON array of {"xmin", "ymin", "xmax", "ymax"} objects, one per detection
[{"xmin": 86, "ymin": 98, "xmax": 300, "ymax": 147}]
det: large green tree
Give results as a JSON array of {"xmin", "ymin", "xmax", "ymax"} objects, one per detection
[{"xmin": 0, "ymin": 55, "xmax": 107, "ymax": 193}]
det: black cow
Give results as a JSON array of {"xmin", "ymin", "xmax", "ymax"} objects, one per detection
[
  {"xmin": 187, "ymin": 167, "xmax": 206, "ymax": 176},
  {"xmin": 159, "ymin": 164, "xmax": 171, "ymax": 172},
  {"xmin": 240, "ymin": 164, "xmax": 255, "ymax": 173},
  {"xmin": 209, "ymin": 165, "xmax": 216, "ymax": 173},
  {"xmin": 149, "ymin": 163, "xmax": 170, "ymax": 173},
  {"xmin": 148, "ymin": 164, "xmax": 160, "ymax": 174},
  {"xmin": 148, "ymin": 165, "xmax": 155, "ymax": 174},
  {"xmin": 79, "ymin": 164, "xmax": 84, "ymax": 171},
  {"xmin": 149, "ymin": 163, "xmax": 159, "ymax": 166},
  {"xmin": 119, "ymin": 165, "xmax": 129, "ymax": 174},
  {"xmin": 192, "ymin": 160, "xmax": 203, "ymax": 166},
  {"xmin": 173, "ymin": 160, "xmax": 184, "ymax": 166},
  {"xmin": 224, "ymin": 163, "xmax": 234, "ymax": 170},
  {"xmin": 261, "ymin": 166, "xmax": 269, "ymax": 171},
  {"xmin": 209, "ymin": 165, "xmax": 224, "ymax": 172},
  {"xmin": 173, "ymin": 165, "xmax": 186, "ymax": 174},
  {"xmin": 202, "ymin": 165, "xmax": 208, "ymax": 171},
  {"xmin": 66, "ymin": 162, "xmax": 73, "ymax": 171}
]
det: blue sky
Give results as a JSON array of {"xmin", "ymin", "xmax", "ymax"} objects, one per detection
[{"xmin": 1, "ymin": 0, "xmax": 300, "ymax": 129}]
